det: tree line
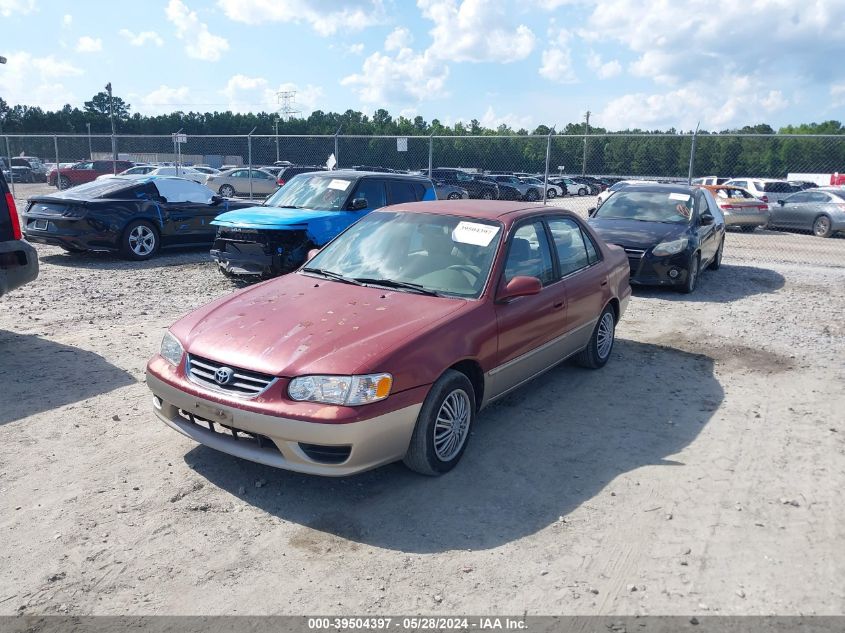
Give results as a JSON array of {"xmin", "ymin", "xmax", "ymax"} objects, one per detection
[{"xmin": 1, "ymin": 93, "xmax": 844, "ymax": 178}]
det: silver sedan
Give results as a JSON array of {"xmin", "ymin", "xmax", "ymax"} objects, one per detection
[{"xmin": 769, "ymin": 187, "xmax": 845, "ymax": 238}]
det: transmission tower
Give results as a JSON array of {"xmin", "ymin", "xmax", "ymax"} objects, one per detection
[{"xmin": 277, "ymin": 91, "xmax": 301, "ymax": 121}]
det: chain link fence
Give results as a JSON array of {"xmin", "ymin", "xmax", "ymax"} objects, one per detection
[{"xmin": 4, "ymin": 132, "xmax": 844, "ymax": 266}]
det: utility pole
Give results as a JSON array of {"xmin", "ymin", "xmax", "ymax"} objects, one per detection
[
  {"xmin": 581, "ymin": 110, "xmax": 590, "ymax": 177},
  {"xmin": 106, "ymin": 82, "xmax": 117, "ymax": 173},
  {"xmin": 86, "ymin": 122, "xmax": 92, "ymax": 159}
]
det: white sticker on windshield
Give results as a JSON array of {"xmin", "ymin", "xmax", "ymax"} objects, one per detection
[
  {"xmin": 327, "ymin": 179, "xmax": 351, "ymax": 191},
  {"xmin": 452, "ymin": 221, "xmax": 500, "ymax": 246},
  {"xmin": 669, "ymin": 192, "xmax": 690, "ymax": 201}
]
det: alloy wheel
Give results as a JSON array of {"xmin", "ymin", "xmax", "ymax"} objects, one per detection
[
  {"xmin": 433, "ymin": 389, "xmax": 471, "ymax": 462},
  {"xmin": 128, "ymin": 225, "xmax": 156, "ymax": 256},
  {"xmin": 596, "ymin": 312, "xmax": 615, "ymax": 360}
]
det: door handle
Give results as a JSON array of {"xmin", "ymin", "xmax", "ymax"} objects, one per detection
[
  {"xmin": 553, "ymin": 301, "xmax": 564, "ymax": 309},
  {"xmin": 600, "ymin": 280, "xmax": 608, "ymax": 287}
]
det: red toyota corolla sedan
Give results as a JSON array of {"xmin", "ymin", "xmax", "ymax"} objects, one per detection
[{"xmin": 146, "ymin": 201, "xmax": 631, "ymax": 476}]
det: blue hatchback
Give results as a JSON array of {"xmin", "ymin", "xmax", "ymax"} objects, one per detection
[{"xmin": 211, "ymin": 170, "xmax": 436, "ymax": 277}]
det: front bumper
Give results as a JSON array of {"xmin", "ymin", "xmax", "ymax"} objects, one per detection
[
  {"xmin": 0, "ymin": 239, "xmax": 39, "ymax": 296},
  {"xmin": 625, "ymin": 250, "xmax": 691, "ymax": 286},
  {"xmin": 146, "ymin": 371, "xmax": 423, "ymax": 476},
  {"xmin": 210, "ymin": 242, "xmax": 274, "ymax": 276}
]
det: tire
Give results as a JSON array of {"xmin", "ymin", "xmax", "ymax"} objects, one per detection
[
  {"xmin": 574, "ymin": 305, "xmax": 616, "ymax": 369},
  {"xmin": 578, "ymin": 187, "xmax": 587, "ymax": 196},
  {"xmin": 680, "ymin": 253, "xmax": 700, "ymax": 294},
  {"xmin": 120, "ymin": 220, "xmax": 160, "ymax": 261},
  {"xmin": 57, "ymin": 176, "xmax": 71, "ymax": 190},
  {"xmin": 218, "ymin": 184, "xmax": 235, "ymax": 197},
  {"xmin": 740, "ymin": 225, "xmax": 756, "ymax": 233},
  {"xmin": 525, "ymin": 188, "xmax": 539, "ymax": 202},
  {"xmin": 60, "ymin": 244, "xmax": 87, "ymax": 254},
  {"xmin": 403, "ymin": 369, "xmax": 476, "ymax": 476},
  {"xmin": 481, "ymin": 190, "xmax": 494, "ymax": 200},
  {"xmin": 547, "ymin": 188, "xmax": 557, "ymax": 199},
  {"xmin": 447, "ymin": 192, "xmax": 462, "ymax": 200},
  {"xmin": 709, "ymin": 237, "xmax": 724, "ymax": 270},
  {"xmin": 813, "ymin": 215, "xmax": 833, "ymax": 238}
]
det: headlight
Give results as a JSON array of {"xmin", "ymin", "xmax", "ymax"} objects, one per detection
[
  {"xmin": 160, "ymin": 331, "xmax": 184, "ymax": 366},
  {"xmin": 288, "ymin": 373, "xmax": 393, "ymax": 406},
  {"xmin": 652, "ymin": 237, "xmax": 688, "ymax": 256}
]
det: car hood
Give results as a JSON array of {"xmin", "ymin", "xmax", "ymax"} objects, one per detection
[
  {"xmin": 211, "ymin": 205, "xmax": 342, "ymax": 229},
  {"xmin": 588, "ymin": 218, "xmax": 687, "ymax": 250},
  {"xmin": 172, "ymin": 273, "xmax": 466, "ymax": 377}
]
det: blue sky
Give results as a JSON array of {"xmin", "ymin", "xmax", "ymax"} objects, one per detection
[{"xmin": 2, "ymin": 0, "xmax": 844, "ymax": 131}]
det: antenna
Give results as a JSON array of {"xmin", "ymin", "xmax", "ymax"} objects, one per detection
[{"xmin": 277, "ymin": 90, "xmax": 301, "ymax": 121}]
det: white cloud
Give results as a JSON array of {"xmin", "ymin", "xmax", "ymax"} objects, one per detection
[
  {"xmin": 598, "ymin": 77, "xmax": 790, "ymax": 131},
  {"xmin": 419, "ymin": 0, "xmax": 536, "ymax": 63},
  {"xmin": 218, "ymin": 0, "xmax": 384, "ymax": 36},
  {"xmin": 0, "ymin": 52, "xmax": 82, "ymax": 109},
  {"xmin": 341, "ymin": 47, "xmax": 449, "ymax": 104},
  {"xmin": 138, "ymin": 85, "xmax": 192, "ymax": 114},
  {"xmin": 478, "ymin": 105, "xmax": 532, "ymax": 131},
  {"xmin": 586, "ymin": 50, "xmax": 621, "ymax": 79},
  {"xmin": 76, "ymin": 36, "xmax": 103, "ymax": 53},
  {"xmin": 538, "ymin": 28, "xmax": 576, "ymax": 83},
  {"xmin": 62, "ymin": 14, "xmax": 72, "ymax": 28},
  {"xmin": 165, "ymin": 0, "xmax": 229, "ymax": 61},
  {"xmin": 119, "ymin": 29, "xmax": 165, "ymax": 47},
  {"xmin": 0, "ymin": 0, "xmax": 34, "ymax": 17},
  {"xmin": 385, "ymin": 27, "xmax": 412, "ymax": 52},
  {"xmin": 348, "ymin": 42, "xmax": 365, "ymax": 55},
  {"xmin": 831, "ymin": 83, "xmax": 845, "ymax": 108}
]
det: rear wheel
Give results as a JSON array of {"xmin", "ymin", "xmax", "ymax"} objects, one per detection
[
  {"xmin": 57, "ymin": 176, "xmax": 71, "ymax": 190},
  {"xmin": 547, "ymin": 188, "xmax": 557, "ymax": 199},
  {"xmin": 680, "ymin": 253, "xmax": 700, "ymax": 294},
  {"xmin": 525, "ymin": 188, "xmax": 540, "ymax": 201},
  {"xmin": 121, "ymin": 220, "xmax": 160, "ymax": 261},
  {"xmin": 574, "ymin": 306, "xmax": 616, "ymax": 369},
  {"xmin": 813, "ymin": 215, "xmax": 833, "ymax": 238},
  {"xmin": 481, "ymin": 190, "xmax": 494, "ymax": 200},
  {"xmin": 578, "ymin": 187, "xmax": 587, "ymax": 196},
  {"xmin": 447, "ymin": 191, "xmax": 462, "ymax": 200},
  {"xmin": 219, "ymin": 184, "xmax": 235, "ymax": 197},
  {"xmin": 403, "ymin": 369, "xmax": 475, "ymax": 476}
]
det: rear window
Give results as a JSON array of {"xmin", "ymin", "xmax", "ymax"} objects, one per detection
[{"xmin": 49, "ymin": 178, "xmax": 144, "ymax": 199}]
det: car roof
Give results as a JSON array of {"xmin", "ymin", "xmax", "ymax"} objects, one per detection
[
  {"xmin": 613, "ymin": 183, "xmax": 696, "ymax": 195},
  {"xmin": 379, "ymin": 199, "xmax": 578, "ymax": 221},
  {"xmin": 312, "ymin": 169, "xmax": 431, "ymax": 181}
]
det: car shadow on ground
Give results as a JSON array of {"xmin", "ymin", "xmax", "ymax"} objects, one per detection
[
  {"xmin": 0, "ymin": 331, "xmax": 136, "ymax": 426},
  {"xmin": 633, "ymin": 263, "xmax": 785, "ymax": 303},
  {"xmin": 187, "ymin": 339, "xmax": 723, "ymax": 553},
  {"xmin": 38, "ymin": 247, "xmax": 214, "ymax": 270}
]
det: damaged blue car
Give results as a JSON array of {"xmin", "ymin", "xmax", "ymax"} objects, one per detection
[{"xmin": 210, "ymin": 170, "xmax": 436, "ymax": 277}]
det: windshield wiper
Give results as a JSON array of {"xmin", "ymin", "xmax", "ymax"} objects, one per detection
[
  {"xmin": 353, "ymin": 278, "xmax": 442, "ymax": 297},
  {"xmin": 301, "ymin": 267, "xmax": 363, "ymax": 286},
  {"xmin": 275, "ymin": 204, "xmax": 303, "ymax": 209}
]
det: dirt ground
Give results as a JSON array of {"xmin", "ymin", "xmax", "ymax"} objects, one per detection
[{"xmin": 1, "ymin": 183, "xmax": 844, "ymax": 616}]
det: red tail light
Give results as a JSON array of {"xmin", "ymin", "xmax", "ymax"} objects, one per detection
[
  {"xmin": 761, "ymin": 195, "xmax": 769, "ymax": 203},
  {"xmin": 757, "ymin": 205, "xmax": 768, "ymax": 212},
  {"xmin": 277, "ymin": 178, "xmax": 286, "ymax": 186},
  {"xmin": 5, "ymin": 192, "xmax": 22, "ymax": 240},
  {"xmin": 719, "ymin": 203, "xmax": 737, "ymax": 209}
]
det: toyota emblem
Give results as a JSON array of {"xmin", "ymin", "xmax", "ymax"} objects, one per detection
[{"xmin": 214, "ymin": 366, "xmax": 234, "ymax": 385}]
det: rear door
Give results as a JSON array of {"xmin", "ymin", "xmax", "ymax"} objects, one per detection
[
  {"xmin": 776, "ymin": 192, "xmax": 810, "ymax": 228},
  {"xmin": 695, "ymin": 190, "xmax": 720, "ymax": 262}
]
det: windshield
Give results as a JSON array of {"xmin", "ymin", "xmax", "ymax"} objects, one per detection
[
  {"xmin": 305, "ymin": 211, "xmax": 503, "ymax": 298},
  {"xmin": 594, "ymin": 191, "xmax": 695, "ymax": 223},
  {"xmin": 264, "ymin": 173, "xmax": 353, "ymax": 210}
]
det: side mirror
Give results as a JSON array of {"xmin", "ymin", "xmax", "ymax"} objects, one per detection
[
  {"xmin": 497, "ymin": 276, "xmax": 542, "ymax": 303},
  {"xmin": 778, "ymin": 199, "xmax": 785, "ymax": 206},
  {"xmin": 211, "ymin": 195, "xmax": 223, "ymax": 205},
  {"xmin": 700, "ymin": 213, "xmax": 714, "ymax": 226},
  {"xmin": 307, "ymin": 248, "xmax": 320, "ymax": 261},
  {"xmin": 349, "ymin": 197, "xmax": 368, "ymax": 211},
  {"xmin": 587, "ymin": 207, "xmax": 597, "ymax": 217}
]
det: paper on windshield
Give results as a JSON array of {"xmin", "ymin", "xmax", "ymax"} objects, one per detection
[
  {"xmin": 668, "ymin": 192, "xmax": 690, "ymax": 201},
  {"xmin": 327, "ymin": 179, "xmax": 351, "ymax": 191},
  {"xmin": 452, "ymin": 221, "xmax": 500, "ymax": 246}
]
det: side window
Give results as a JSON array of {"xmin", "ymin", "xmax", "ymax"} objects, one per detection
[
  {"xmin": 412, "ymin": 182, "xmax": 426, "ymax": 200},
  {"xmin": 807, "ymin": 192, "xmax": 830, "ymax": 203},
  {"xmin": 547, "ymin": 218, "xmax": 590, "ymax": 276},
  {"xmin": 788, "ymin": 192, "xmax": 809, "ymax": 203},
  {"xmin": 503, "ymin": 222, "xmax": 554, "ymax": 286},
  {"xmin": 231, "ymin": 170, "xmax": 246, "ymax": 178},
  {"xmin": 387, "ymin": 180, "xmax": 416, "ymax": 205},
  {"xmin": 353, "ymin": 178, "xmax": 387, "ymax": 208},
  {"xmin": 732, "ymin": 180, "xmax": 746, "ymax": 189},
  {"xmin": 581, "ymin": 228, "xmax": 600, "ymax": 264}
]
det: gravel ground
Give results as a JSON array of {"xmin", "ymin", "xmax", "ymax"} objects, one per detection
[{"xmin": 1, "ymin": 183, "xmax": 844, "ymax": 616}]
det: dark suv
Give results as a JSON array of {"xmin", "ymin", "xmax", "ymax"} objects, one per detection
[
  {"xmin": 276, "ymin": 165, "xmax": 327, "ymax": 187},
  {"xmin": 430, "ymin": 168, "xmax": 499, "ymax": 200},
  {"xmin": 0, "ymin": 172, "xmax": 38, "ymax": 297}
]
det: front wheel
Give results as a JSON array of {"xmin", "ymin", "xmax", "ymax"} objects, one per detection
[
  {"xmin": 680, "ymin": 253, "xmax": 700, "ymax": 294},
  {"xmin": 218, "ymin": 184, "xmax": 235, "ymax": 198},
  {"xmin": 447, "ymin": 191, "xmax": 462, "ymax": 200},
  {"xmin": 57, "ymin": 176, "xmax": 71, "ymax": 190},
  {"xmin": 813, "ymin": 215, "xmax": 833, "ymax": 238},
  {"xmin": 578, "ymin": 187, "xmax": 587, "ymax": 196},
  {"xmin": 547, "ymin": 188, "xmax": 557, "ymax": 199},
  {"xmin": 121, "ymin": 220, "xmax": 160, "ymax": 261},
  {"xmin": 403, "ymin": 369, "xmax": 476, "ymax": 476},
  {"xmin": 574, "ymin": 306, "xmax": 616, "ymax": 369},
  {"xmin": 525, "ymin": 188, "xmax": 539, "ymax": 201},
  {"xmin": 481, "ymin": 190, "xmax": 494, "ymax": 200}
]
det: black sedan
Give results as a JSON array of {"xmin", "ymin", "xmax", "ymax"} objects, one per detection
[
  {"xmin": 588, "ymin": 183, "xmax": 725, "ymax": 293},
  {"xmin": 22, "ymin": 177, "xmax": 253, "ymax": 260}
]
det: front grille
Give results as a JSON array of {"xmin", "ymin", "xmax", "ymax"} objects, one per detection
[
  {"xmin": 177, "ymin": 408, "xmax": 280, "ymax": 453},
  {"xmin": 186, "ymin": 354, "xmax": 276, "ymax": 398}
]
